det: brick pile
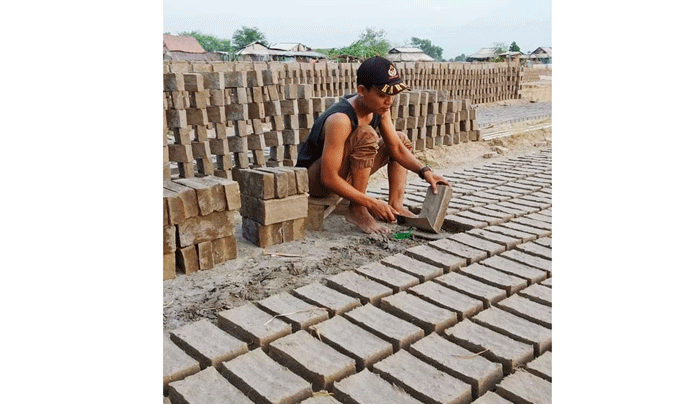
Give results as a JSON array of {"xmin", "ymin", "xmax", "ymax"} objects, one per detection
[
  {"xmin": 237, "ymin": 167, "xmax": 310, "ymax": 248},
  {"xmin": 162, "ymin": 176, "xmax": 241, "ymax": 280}
]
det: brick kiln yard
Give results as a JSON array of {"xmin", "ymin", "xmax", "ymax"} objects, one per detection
[{"xmin": 163, "ymin": 60, "xmax": 552, "ymax": 404}]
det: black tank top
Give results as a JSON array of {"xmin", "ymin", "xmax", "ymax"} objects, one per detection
[{"xmin": 295, "ymin": 94, "xmax": 381, "ymax": 168}]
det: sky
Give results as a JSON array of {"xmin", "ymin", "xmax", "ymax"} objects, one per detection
[{"xmin": 163, "ymin": 0, "xmax": 551, "ymax": 60}]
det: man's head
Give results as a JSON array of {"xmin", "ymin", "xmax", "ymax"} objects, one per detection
[{"xmin": 356, "ymin": 56, "xmax": 410, "ymax": 95}]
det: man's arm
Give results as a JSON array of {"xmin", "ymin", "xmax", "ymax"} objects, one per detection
[
  {"xmin": 321, "ymin": 113, "xmax": 398, "ymax": 222},
  {"xmin": 378, "ymin": 108, "xmax": 451, "ymax": 191}
]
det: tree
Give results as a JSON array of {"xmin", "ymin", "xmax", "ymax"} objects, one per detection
[
  {"xmin": 327, "ymin": 27, "xmax": 391, "ymax": 61},
  {"xmin": 509, "ymin": 41, "xmax": 521, "ymax": 52},
  {"xmin": 410, "ymin": 37, "xmax": 444, "ymax": 61},
  {"xmin": 232, "ymin": 26, "xmax": 268, "ymax": 51},
  {"xmin": 453, "ymin": 53, "xmax": 466, "ymax": 62},
  {"xmin": 179, "ymin": 31, "xmax": 233, "ymax": 53},
  {"xmin": 491, "ymin": 42, "xmax": 507, "ymax": 62}
]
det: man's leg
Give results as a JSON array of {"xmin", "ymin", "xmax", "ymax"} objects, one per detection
[{"xmin": 372, "ymin": 131, "xmax": 417, "ymax": 218}]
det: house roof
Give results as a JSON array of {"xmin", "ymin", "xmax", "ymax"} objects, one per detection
[
  {"xmin": 270, "ymin": 43, "xmax": 311, "ymax": 51},
  {"xmin": 468, "ymin": 48, "xmax": 497, "ymax": 59},
  {"xmin": 389, "ymin": 47, "xmax": 425, "ymax": 54},
  {"xmin": 163, "ymin": 34, "xmax": 206, "ymax": 54},
  {"xmin": 531, "ymin": 47, "xmax": 552, "ymax": 56},
  {"xmin": 386, "ymin": 52, "xmax": 435, "ymax": 62}
]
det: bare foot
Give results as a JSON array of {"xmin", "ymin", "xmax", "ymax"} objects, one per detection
[
  {"xmin": 345, "ymin": 205, "xmax": 389, "ymax": 234},
  {"xmin": 391, "ymin": 204, "xmax": 417, "ymax": 218}
]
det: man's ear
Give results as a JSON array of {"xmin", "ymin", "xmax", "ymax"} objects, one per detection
[{"xmin": 357, "ymin": 84, "xmax": 367, "ymax": 96}]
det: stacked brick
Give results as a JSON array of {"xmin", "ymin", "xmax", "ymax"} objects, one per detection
[
  {"xmin": 162, "ymin": 176, "xmax": 241, "ymax": 280},
  {"xmin": 237, "ymin": 167, "xmax": 310, "ymax": 248},
  {"xmin": 391, "ymin": 90, "xmax": 481, "ymax": 151}
]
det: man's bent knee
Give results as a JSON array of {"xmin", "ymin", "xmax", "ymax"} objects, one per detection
[{"xmin": 348, "ymin": 125, "xmax": 379, "ymax": 170}]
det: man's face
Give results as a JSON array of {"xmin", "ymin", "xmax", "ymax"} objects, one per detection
[{"xmin": 360, "ymin": 85, "xmax": 394, "ymax": 115}]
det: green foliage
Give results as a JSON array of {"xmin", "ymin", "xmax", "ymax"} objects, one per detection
[
  {"xmin": 410, "ymin": 37, "xmax": 444, "ymax": 61},
  {"xmin": 232, "ymin": 26, "xmax": 268, "ymax": 51},
  {"xmin": 179, "ymin": 31, "xmax": 233, "ymax": 53},
  {"xmin": 491, "ymin": 42, "xmax": 507, "ymax": 62},
  {"xmin": 327, "ymin": 27, "xmax": 391, "ymax": 61},
  {"xmin": 453, "ymin": 53, "xmax": 466, "ymax": 62},
  {"xmin": 509, "ymin": 41, "xmax": 521, "ymax": 52}
]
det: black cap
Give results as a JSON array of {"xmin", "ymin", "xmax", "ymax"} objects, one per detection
[{"xmin": 357, "ymin": 56, "xmax": 411, "ymax": 95}]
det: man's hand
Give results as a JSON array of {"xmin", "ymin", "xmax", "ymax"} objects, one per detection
[
  {"xmin": 424, "ymin": 170, "xmax": 451, "ymax": 194},
  {"xmin": 368, "ymin": 198, "xmax": 399, "ymax": 223}
]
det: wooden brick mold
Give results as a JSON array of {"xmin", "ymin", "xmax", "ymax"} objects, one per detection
[{"xmin": 163, "ymin": 176, "xmax": 241, "ymax": 280}]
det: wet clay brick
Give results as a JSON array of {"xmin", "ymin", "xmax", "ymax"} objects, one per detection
[
  {"xmin": 333, "ymin": 370, "xmax": 423, "ymax": 404},
  {"xmin": 343, "ymin": 304, "xmax": 424, "ymax": 351},
  {"xmin": 472, "ymin": 307, "xmax": 552, "ymax": 356},
  {"xmin": 496, "ymin": 294, "xmax": 552, "ymax": 328},
  {"xmin": 168, "ymin": 366, "xmax": 254, "ymax": 404},
  {"xmin": 292, "ymin": 282, "xmax": 361, "ymax": 316},
  {"xmin": 354, "ymin": 262, "xmax": 420, "ymax": 292},
  {"xmin": 220, "ymin": 348, "xmax": 313, "ymax": 404},
  {"xmin": 485, "ymin": 225, "xmax": 537, "ymax": 243},
  {"xmin": 533, "ymin": 237, "xmax": 552, "ymax": 248},
  {"xmin": 428, "ymin": 238, "xmax": 488, "ymax": 265},
  {"xmin": 404, "ymin": 244, "xmax": 466, "ymax": 272},
  {"xmin": 217, "ymin": 303, "xmax": 292, "ymax": 349},
  {"xmin": 269, "ymin": 330, "xmax": 356, "ymax": 390},
  {"xmin": 240, "ymin": 194, "xmax": 308, "ymax": 225},
  {"xmin": 170, "ymin": 319, "xmax": 249, "ymax": 369},
  {"xmin": 540, "ymin": 278, "xmax": 552, "ymax": 288},
  {"xmin": 381, "ymin": 253, "xmax": 443, "ymax": 282},
  {"xmin": 178, "ymin": 210, "xmax": 236, "ymax": 247},
  {"xmin": 380, "ymin": 292, "xmax": 458, "ymax": 334},
  {"xmin": 461, "ymin": 263, "xmax": 528, "ymax": 296},
  {"xmin": 410, "ymin": 333, "xmax": 503, "ymax": 399},
  {"xmin": 500, "ymin": 250, "xmax": 551, "ymax": 275},
  {"xmin": 517, "ymin": 284, "xmax": 552, "ymax": 307},
  {"xmin": 511, "ymin": 217, "xmax": 552, "ymax": 232},
  {"xmin": 311, "ymin": 315, "xmax": 393, "ymax": 371},
  {"xmin": 495, "ymin": 370, "xmax": 552, "ymax": 404},
  {"xmin": 457, "ymin": 210, "xmax": 505, "ymax": 226},
  {"xmin": 256, "ymin": 291, "xmax": 329, "ymax": 332},
  {"xmin": 467, "ymin": 228, "xmax": 522, "ymax": 249},
  {"xmin": 525, "ymin": 351, "xmax": 552, "ymax": 382},
  {"xmin": 299, "ymin": 396, "xmax": 341, "ymax": 404},
  {"xmin": 409, "ymin": 281, "xmax": 484, "ymax": 321},
  {"xmin": 514, "ymin": 242, "xmax": 552, "ymax": 261},
  {"xmin": 444, "ymin": 320, "xmax": 534, "ymax": 375},
  {"xmin": 472, "ymin": 392, "xmax": 515, "ymax": 403},
  {"xmin": 479, "ymin": 256, "xmax": 547, "ymax": 285},
  {"xmin": 448, "ymin": 233, "xmax": 506, "ymax": 257},
  {"xmin": 325, "ymin": 271, "xmax": 393, "ymax": 305},
  {"xmin": 442, "ymin": 214, "xmax": 488, "ymax": 232},
  {"xmin": 373, "ymin": 350, "xmax": 472, "ymax": 404},
  {"xmin": 434, "ymin": 272, "xmax": 506, "ymax": 308},
  {"xmin": 163, "ymin": 334, "xmax": 200, "ymax": 391}
]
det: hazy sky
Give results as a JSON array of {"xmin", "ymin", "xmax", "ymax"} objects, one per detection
[{"xmin": 163, "ymin": 0, "xmax": 551, "ymax": 60}]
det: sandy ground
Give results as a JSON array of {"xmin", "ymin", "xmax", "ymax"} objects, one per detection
[{"xmin": 163, "ymin": 102, "xmax": 552, "ymax": 332}]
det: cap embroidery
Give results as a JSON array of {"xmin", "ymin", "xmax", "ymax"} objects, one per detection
[{"xmin": 388, "ymin": 65, "xmax": 397, "ymax": 78}]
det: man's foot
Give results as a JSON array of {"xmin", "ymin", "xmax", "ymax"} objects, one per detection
[
  {"xmin": 345, "ymin": 205, "xmax": 389, "ymax": 234},
  {"xmin": 391, "ymin": 204, "xmax": 417, "ymax": 218}
]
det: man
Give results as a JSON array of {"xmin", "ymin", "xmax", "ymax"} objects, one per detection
[{"xmin": 296, "ymin": 56, "xmax": 450, "ymax": 234}]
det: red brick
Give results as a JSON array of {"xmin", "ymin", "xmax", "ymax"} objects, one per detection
[
  {"xmin": 434, "ymin": 272, "xmax": 506, "ymax": 308},
  {"xmin": 409, "ymin": 281, "xmax": 483, "ymax": 320},
  {"xmin": 310, "ymin": 315, "xmax": 392, "ymax": 371},
  {"xmin": 343, "ymin": 304, "xmax": 424, "ymax": 351},
  {"xmin": 333, "ymin": 370, "xmax": 423, "ymax": 404},
  {"xmin": 444, "ymin": 320, "xmax": 534, "ymax": 375},
  {"xmin": 269, "ymin": 330, "xmax": 356, "ymax": 390},
  {"xmin": 217, "ymin": 303, "xmax": 292, "ymax": 349},
  {"xmin": 409, "ymin": 333, "xmax": 503, "ymax": 399},
  {"xmin": 220, "ymin": 348, "xmax": 313, "ymax": 404},
  {"xmin": 495, "ymin": 370, "xmax": 552, "ymax": 404},
  {"xmin": 373, "ymin": 350, "xmax": 472, "ymax": 404},
  {"xmin": 380, "ymin": 292, "xmax": 458, "ymax": 334},
  {"xmin": 168, "ymin": 366, "xmax": 253, "ymax": 404},
  {"xmin": 325, "ymin": 271, "xmax": 393, "ymax": 305},
  {"xmin": 256, "ymin": 292, "xmax": 329, "ymax": 332},
  {"xmin": 292, "ymin": 282, "xmax": 361, "ymax": 316},
  {"xmin": 472, "ymin": 307, "xmax": 552, "ymax": 356},
  {"xmin": 169, "ymin": 319, "xmax": 249, "ymax": 369},
  {"xmin": 354, "ymin": 262, "xmax": 420, "ymax": 292}
]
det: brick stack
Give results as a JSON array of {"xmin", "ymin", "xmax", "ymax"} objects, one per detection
[
  {"xmin": 162, "ymin": 176, "xmax": 241, "ymax": 280},
  {"xmin": 238, "ymin": 167, "xmax": 310, "ymax": 248}
]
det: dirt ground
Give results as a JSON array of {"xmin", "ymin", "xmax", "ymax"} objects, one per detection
[{"xmin": 163, "ymin": 103, "xmax": 552, "ymax": 332}]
